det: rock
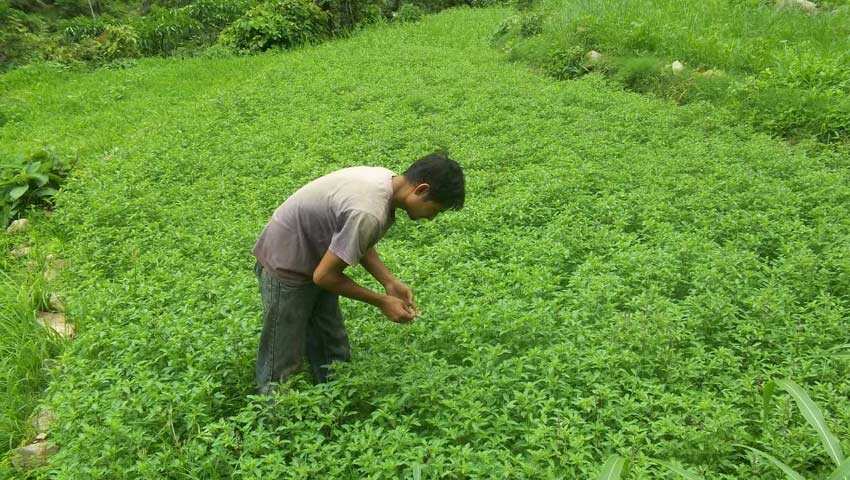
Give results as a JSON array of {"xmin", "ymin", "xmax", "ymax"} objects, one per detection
[
  {"xmin": 49, "ymin": 293, "xmax": 66, "ymax": 312},
  {"xmin": 36, "ymin": 312, "xmax": 75, "ymax": 339},
  {"xmin": 6, "ymin": 218, "xmax": 29, "ymax": 234},
  {"xmin": 11, "ymin": 440, "xmax": 59, "ymax": 470},
  {"xmin": 32, "ymin": 409, "xmax": 56, "ymax": 434},
  {"xmin": 776, "ymin": 0, "xmax": 817, "ymax": 13},
  {"xmin": 11, "ymin": 245, "xmax": 31, "ymax": 258},
  {"xmin": 586, "ymin": 50, "xmax": 603, "ymax": 63},
  {"xmin": 671, "ymin": 60, "xmax": 685, "ymax": 74},
  {"xmin": 43, "ymin": 257, "xmax": 68, "ymax": 282}
]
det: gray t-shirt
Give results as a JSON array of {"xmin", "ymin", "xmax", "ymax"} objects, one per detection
[{"xmin": 253, "ymin": 166, "xmax": 397, "ymax": 284}]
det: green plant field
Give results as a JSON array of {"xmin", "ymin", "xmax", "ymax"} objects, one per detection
[
  {"xmin": 0, "ymin": 222, "xmax": 64, "ymax": 460},
  {"xmin": 2, "ymin": 6, "xmax": 849, "ymax": 478},
  {"xmin": 492, "ymin": 0, "xmax": 850, "ymax": 143}
]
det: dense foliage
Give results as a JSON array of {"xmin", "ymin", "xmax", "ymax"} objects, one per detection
[
  {"xmin": 492, "ymin": 0, "xmax": 850, "ymax": 144},
  {"xmin": 1, "ymin": 150, "xmax": 69, "ymax": 227},
  {"xmin": 1, "ymin": 6, "xmax": 848, "ymax": 479},
  {"xmin": 0, "ymin": 0, "xmax": 494, "ymax": 69}
]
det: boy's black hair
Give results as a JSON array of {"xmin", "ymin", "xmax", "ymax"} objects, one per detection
[{"xmin": 403, "ymin": 150, "xmax": 465, "ymax": 210}]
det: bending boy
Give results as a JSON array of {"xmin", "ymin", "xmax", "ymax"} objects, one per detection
[{"xmin": 252, "ymin": 151, "xmax": 465, "ymax": 394}]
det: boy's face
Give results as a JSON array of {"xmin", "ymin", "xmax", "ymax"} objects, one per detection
[{"xmin": 405, "ymin": 183, "xmax": 443, "ymax": 221}]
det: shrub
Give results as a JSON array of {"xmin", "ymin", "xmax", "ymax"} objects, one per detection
[
  {"xmin": 96, "ymin": 23, "xmax": 140, "ymax": 59},
  {"xmin": 51, "ymin": 0, "xmax": 102, "ymax": 17},
  {"xmin": 185, "ymin": 0, "xmax": 255, "ymax": 31},
  {"xmin": 1, "ymin": 150, "xmax": 69, "ymax": 228},
  {"xmin": 404, "ymin": 0, "xmax": 464, "ymax": 12},
  {"xmin": 60, "ymin": 15, "xmax": 109, "ymax": 43},
  {"xmin": 394, "ymin": 3, "xmax": 423, "ymax": 22},
  {"xmin": 545, "ymin": 44, "xmax": 586, "ymax": 79},
  {"xmin": 133, "ymin": 6, "xmax": 201, "ymax": 55},
  {"xmin": 518, "ymin": 11, "xmax": 542, "ymax": 37},
  {"xmin": 611, "ymin": 55, "xmax": 665, "ymax": 92},
  {"xmin": 218, "ymin": 0, "xmax": 329, "ymax": 52},
  {"xmin": 315, "ymin": 0, "xmax": 383, "ymax": 32},
  {"xmin": 0, "ymin": 6, "xmax": 44, "ymax": 68}
]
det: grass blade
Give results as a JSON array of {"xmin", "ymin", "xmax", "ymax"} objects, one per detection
[
  {"xmin": 763, "ymin": 380, "xmax": 778, "ymax": 423},
  {"xmin": 828, "ymin": 344, "xmax": 850, "ymax": 361},
  {"xmin": 597, "ymin": 455, "xmax": 625, "ymax": 480},
  {"xmin": 828, "ymin": 458, "xmax": 850, "ymax": 480},
  {"xmin": 657, "ymin": 460, "xmax": 705, "ymax": 479},
  {"xmin": 739, "ymin": 445, "xmax": 805, "ymax": 480},
  {"xmin": 775, "ymin": 379, "xmax": 845, "ymax": 466}
]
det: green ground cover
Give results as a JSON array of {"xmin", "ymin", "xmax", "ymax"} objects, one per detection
[
  {"xmin": 0, "ymin": 226, "xmax": 64, "ymax": 457},
  {"xmin": 1, "ymin": 6, "xmax": 849, "ymax": 478},
  {"xmin": 492, "ymin": 0, "xmax": 850, "ymax": 143}
]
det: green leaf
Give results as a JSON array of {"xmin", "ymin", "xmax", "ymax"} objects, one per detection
[
  {"xmin": 25, "ymin": 161, "xmax": 41, "ymax": 174},
  {"xmin": 31, "ymin": 173, "xmax": 49, "ymax": 186},
  {"xmin": 828, "ymin": 344, "xmax": 850, "ymax": 361},
  {"xmin": 775, "ymin": 379, "xmax": 845, "ymax": 466},
  {"xmin": 738, "ymin": 445, "xmax": 805, "ymax": 480},
  {"xmin": 657, "ymin": 460, "xmax": 706, "ymax": 479},
  {"xmin": 35, "ymin": 187, "xmax": 59, "ymax": 198},
  {"xmin": 597, "ymin": 455, "xmax": 625, "ymax": 480},
  {"xmin": 828, "ymin": 458, "xmax": 850, "ymax": 480},
  {"xmin": 9, "ymin": 184, "xmax": 28, "ymax": 200},
  {"xmin": 763, "ymin": 380, "xmax": 778, "ymax": 423}
]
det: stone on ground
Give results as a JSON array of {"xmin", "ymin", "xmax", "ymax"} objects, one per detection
[
  {"xmin": 6, "ymin": 218, "xmax": 29, "ymax": 234},
  {"xmin": 36, "ymin": 312, "xmax": 75, "ymax": 339},
  {"xmin": 11, "ymin": 439, "xmax": 59, "ymax": 470},
  {"xmin": 776, "ymin": 0, "xmax": 817, "ymax": 13}
]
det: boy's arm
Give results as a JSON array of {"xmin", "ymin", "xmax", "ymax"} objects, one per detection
[
  {"xmin": 361, "ymin": 247, "xmax": 417, "ymax": 310},
  {"xmin": 313, "ymin": 249, "xmax": 415, "ymax": 323}
]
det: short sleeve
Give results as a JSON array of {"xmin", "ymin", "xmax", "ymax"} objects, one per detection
[{"xmin": 328, "ymin": 211, "xmax": 382, "ymax": 266}]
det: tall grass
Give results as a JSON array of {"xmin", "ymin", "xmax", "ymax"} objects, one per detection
[
  {"xmin": 0, "ymin": 246, "xmax": 63, "ymax": 457},
  {"xmin": 541, "ymin": 0, "xmax": 850, "ymax": 74},
  {"xmin": 494, "ymin": 0, "xmax": 850, "ymax": 142}
]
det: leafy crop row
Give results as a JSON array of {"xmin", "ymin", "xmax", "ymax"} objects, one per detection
[{"xmin": 1, "ymin": 6, "xmax": 848, "ymax": 479}]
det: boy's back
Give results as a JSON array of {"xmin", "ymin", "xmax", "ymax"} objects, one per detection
[{"xmin": 253, "ymin": 166, "xmax": 397, "ymax": 285}]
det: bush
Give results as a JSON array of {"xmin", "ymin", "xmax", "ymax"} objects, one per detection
[
  {"xmin": 545, "ymin": 44, "xmax": 586, "ymax": 79},
  {"xmin": 218, "ymin": 0, "xmax": 329, "ymax": 52},
  {"xmin": 1, "ymin": 150, "xmax": 70, "ymax": 228},
  {"xmin": 518, "ymin": 11, "xmax": 542, "ymax": 37},
  {"xmin": 394, "ymin": 3, "xmax": 423, "ymax": 22},
  {"xmin": 185, "ymin": 0, "xmax": 255, "ymax": 31},
  {"xmin": 404, "ymin": 0, "xmax": 465, "ymax": 12},
  {"xmin": 315, "ymin": 0, "xmax": 382, "ymax": 32},
  {"xmin": 60, "ymin": 15, "xmax": 109, "ymax": 43},
  {"xmin": 51, "ymin": 0, "xmax": 103, "ymax": 17},
  {"xmin": 96, "ymin": 23, "xmax": 140, "ymax": 59},
  {"xmin": 133, "ymin": 6, "xmax": 201, "ymax": 55},
  {"xmin": 0, "ymin": 6, "xmax": 44, "ymax": 68}
]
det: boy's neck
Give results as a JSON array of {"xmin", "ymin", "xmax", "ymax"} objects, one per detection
[{"xmin": 391, "ymin": 175, "xmax": 412, "ymax": 210}]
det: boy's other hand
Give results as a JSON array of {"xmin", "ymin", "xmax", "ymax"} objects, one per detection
[
  {"xmin": 380, "ymin": 296, "xmax": 416, "ymax": 323},
  {"xmin": 385, "ymin": 280, "xmax": 418, "ymax": 312}
]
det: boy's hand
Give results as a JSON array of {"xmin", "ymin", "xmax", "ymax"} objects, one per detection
[
  {"xmin": 380, "ymin": 296, "xmax": 416, "ymax": 323},
  {"xmin": 385, "ymin": 280, "xmax": 418, "ymax": 314}
]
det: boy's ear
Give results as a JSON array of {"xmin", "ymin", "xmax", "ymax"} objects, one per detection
[{"xmin": 413, "ymin": 183, "xmax": 430, "ymax": 196}]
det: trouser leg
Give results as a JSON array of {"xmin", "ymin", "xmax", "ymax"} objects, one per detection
[
  {"xmin": 254, "ymin": 262, "xmax": 319, "ymax": 394},
  {"xmin": 305, "ymin": 290, "xmax": 351, "ymax": 384}
]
